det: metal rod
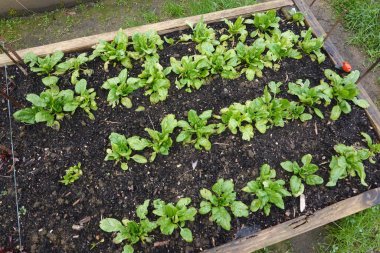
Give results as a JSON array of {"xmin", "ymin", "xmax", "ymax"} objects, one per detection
[{"xmin": 358, "ymin": 58, "xmax": 380, "ymax": 83}]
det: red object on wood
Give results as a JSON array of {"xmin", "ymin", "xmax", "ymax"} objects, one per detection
[{"xmin": 342, "ymin": 61, "xmax": 352, "ymax": 72}]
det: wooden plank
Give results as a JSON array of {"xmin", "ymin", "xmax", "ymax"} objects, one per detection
[
  {"xmin": 292, "ymin": 0, "xmax": 344, "ymax": 68},
  {"xmin": 205, "ymin": 187, "xmax": 380, "ymax": 253},
  {"xmin": 293, "ymin": 0, "xmax": 380, "ymax": 137},
  {"xmin": 0, "ymin": 0, "xmax": 293, "ymax": 67}
]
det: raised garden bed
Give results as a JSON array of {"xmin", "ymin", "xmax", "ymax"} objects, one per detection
[{"xmin": 1, "ymin": 0, "xmax": 379, "ymax": 252}]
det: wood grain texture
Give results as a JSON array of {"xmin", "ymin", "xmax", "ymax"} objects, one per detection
[
  {"xmin": 0, "ymin": 0, "xmax": 293, "ymax": 67},
  {"xmin": 205, "ymin": 187, "xmax": 380, "ymax": 253},
  {"xmin": 293, "ymin": 0, "xmax": 380, "ymax": 137}
]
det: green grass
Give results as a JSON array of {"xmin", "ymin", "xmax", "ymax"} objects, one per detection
[
  {"xmin": 318, "ymin": 205, "xmax": 380, "ymax": 253},
  {"xmin": 331, "ymin": 0, "xmax": 380, "ymax": 61}
]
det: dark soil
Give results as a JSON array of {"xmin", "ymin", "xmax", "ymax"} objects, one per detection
[{"xmin": 1, "ymin": 11, "xmax": 379, "ymax": 253}]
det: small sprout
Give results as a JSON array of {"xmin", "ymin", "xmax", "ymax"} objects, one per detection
[{"xmin": 60, "ymin": 163, "xmax": 83, "ymax": 185}]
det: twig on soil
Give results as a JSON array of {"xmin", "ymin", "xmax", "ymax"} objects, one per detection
[
  {"xmin": 153, "ymin": 240, "xmax": 170, "ymax": 247},
  {"xmin": 314, "ymin": 122, "xmax": 318, "ymax": 135},
  {"xmin": 213, "ymin": 142, "xmax": 229, "ymax": 146},
  {"xmin": 147, "ymin": 114, "xmax": 156, "ymax": 130},
  {"xmin": 101, "ymin": 120, "xmax": 121, "ymax": 124},
  {"xmin": 72, "ymin": 198, "xmax": 81, "ymax": 206}
]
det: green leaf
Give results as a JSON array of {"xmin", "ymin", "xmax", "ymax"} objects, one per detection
[
  {"xmin": 280, "ymin": 161, "xmax": 294, "ymax": 172},
  {"xmin": 230, "ymin": 201, "xmax": 249, "ymax": 217},
  {"xmin": 35, "ymin": 111, "xmax": 54, "ymax": 123},
  {"xmin": 121, "ymin": 97, "xmax": 133, "ymax": 108},
  {"xmin": 127, "ymin": 136, "xmax": 150, "ymax": 150},
  {"xmin": 42, "ymin": 76, "xmax": 59, "ymax": 87},
  {"xmin": 305, "ymin": 175, "xmax": 324, "ymax": 185},
  {"xmin": 180, "ymin": 228, "xmax": 193, "ymax": 242},
  {"xmin": 245, "ymin": 68, "xmax": 255, "ymax": 81},
  {"xmin": 240, "ymin": 124, "xmax": 254, "ymax": 141},
  {"xmin": 99, "ymin": 218, "xmax": 123, "ymax": 232},
  {"xmin": 300, "ymin": 113, "xmax": 312, "ymax": 122},
  {"xmin": 250, "ymin": 199, "xmax": 261, "ymax": 212},
  {"xmin": 13, "ymin": 108, "xmax": 37, "ymax": 124},
  {"xmin": 330, "ymin": 105, "xmax": 341, "ymax": 120},
  {"xmin": 131, "ymin": 154, "xmax": 147, "ymax": 164},
  {"xmin": 121, "ymin": 162, "xmax": 129, "ymax": 171},
  {"xmin": 26, "ymin": 94, "xmax": 46, "ymax": 107},
  {"xmin": 122, "ymin": 244, "xmax": 134, "ymax": 253},
  {"xmin": 211, "ymin": 207, "xmax": 231, "ymax": 230},
  {"xmin": 136, "ymin": 200, "xmax": 150, "ymax": 219},
  {"xmin": 353, "ymin": 98, "xmax": 369, "ymax": 108},
  {"xmin": 199, "ymin": 201, "xmax": 212, "ymax": 214},
  {"xmin": 290, "ymin": 175, "xmax": 304, "ymax": 197}
]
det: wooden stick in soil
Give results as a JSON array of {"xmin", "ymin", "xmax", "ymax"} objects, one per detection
[
  {"xmin": 0, "ymin": 89, "xmax": 24, "ymax": 108},
  {"xmin": 0, "ymin": 41, "xmax": 28, "ymax": 76},
  {"xmin": 357, "ymin": 58, "xmax": 380, "ymax": 83}
]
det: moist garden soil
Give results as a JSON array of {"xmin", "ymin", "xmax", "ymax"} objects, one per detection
[{"xmin": 1, "ymin": 11, "xmax": 379, "ymax": 253}]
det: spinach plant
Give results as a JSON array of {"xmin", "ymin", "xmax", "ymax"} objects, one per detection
[
  {"xmin": 289, "ymin": 9, "xmax": 305, "ymax": 26},
  {"xmin": 100, "ymin": 200, "xmax": 157, "ymax": 253},
  {"xmin": 299, "ymin": 28, "xmax": 325, "ymax": 63},
  {"xmin": 14, "ymin": 87, "xmax": 81, "ymax": 129},
  {"xmin": 90, "ymin": 29, "xmax": 132, "ymax": 70},
  {"xmin": 60, "ymin": 162, "xmax": 82, "ymax": 185},
  {"xmin": 130, "ymin": 31, "xmax": 164, "ymax": 60},
  {"xmin": 236, "ymin": 39, "xmax": 271, "ymax": 80},
  {"xmin": 145, "ymin": 114, "xmax": 178, "ymax": 162},
  {"xmin": 203, "ymin": 45, "xmax": 240, "ymax": 79},
  {"xmin": 245, "ymin": 10, "xmax": 281, "ymax": 37},
  {"xmin": 105, "ymin": 133, "xmax": 149, "ymax": 170},
  {"xmin": 24, "ymin": 51, "xmax": 64, "ymax": 75},
  {"xmin": 138, "ymin": 57, "xmax": 171, "ymax": 103},
  {"xmin": 287, "ymin": 79, "xmax": 333, "ymax": 118},
  {"xmin": 176, "ymin": 109, "xmax": 218, "ymax": 151},
  {"xmin": 219, "ymin": 102, "xmax": 254, "ymax": 141},
  {"xmin": 280, "ymin": 154, "xmax": 323, "ymax": 197},
  {"xmin": 361, "ymin": 132, "xmax": 380, "ymax": 163},
  {"xmin": 265, "ymin": 30, "xmax": 301, "ymax": 62},
  {"xmin": 242, "ymin": 164, "xmax": 291, "ymax": 216},
  {"xmin": 199, "ymin": 179, "xmax": 248, "ymax": 230},
  {"xmin": 326, "ymin": 144, "xmax": 371, "ymax": 187},
  {"xmin": 180, "ymin": 19, "xmax": 219, "ymax": 54},
  {"xmin": 55, "ymin": 53, "xmax": 92, "ymax": 84},
  {"xmin": 220, "ymin": 16, "xmax": 248, "ymax": 43},
  {"xmin": 153, "ymin": 198, "xmax": 197, "ymax": 242},
  {"xmin": 170, "ymin": 55, "xmax": 211, "ymax": 92},
  {"xmin": 102, "ymin": 69, "xmax": 143, "ymax": 108},
  {"xmin": 74, "ymin": 79, "xmax": 98, "ymax": 120},
  {"xmin": 324, "ymin": 69, "xmax": 369, "ymax": 120}
]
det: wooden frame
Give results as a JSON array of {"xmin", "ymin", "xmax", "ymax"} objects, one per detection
[{"xmin": 1, "ymin": 0, "xmax": 379, "ymax": 252}]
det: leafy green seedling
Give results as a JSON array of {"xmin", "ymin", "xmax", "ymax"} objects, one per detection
[
  {"xmin": 130, "ymin": 31, "xmax": 164, "ymax": 60},
  {"xmin": 327, "ymin": 144, "xmax": 371, "ymax": 187},
  {"xmin": 55, "ymin": 53, "xmax": 92, "ymax": 84},
  {"xmin": 287, "ymin": 79, "xmax": 332, "ymax": 118},
  {"xmin": 180, "ymin": 19, "xmax": 219, "ymax": 54},
  {"xmin": 60, "ymin": 162, "xmax": 82, "ymax": 185},
  {"xmin": 90, "ymin": 29, "xmax": 132, "ymax": 71},
  {"xmin": 102, "ymin": 69, "xmax": 143, "ymax": 108},
  {"xmin": 105, "ymin": 133, "xmax": 149, "ymax": 170},
  {"xmin": 265, "ymin": 30, "xmax": 301, "ymax": 62},
  {"xmin": 245, "ymin": 10, "xmax": 281, "ymax": 37},
  {"xmin": 324, "ymin": 69, "xmax": 369, "ymax": 120},
  {"xmin": 153, "ymin": 198, "xmax": 197, "ymax": 242},
  {"xmin": 41, "ymin": 76, "xmax": 60, "ymax": 88},
  {"xmin": 220, "ymin": 102, "xmax": 254, "ymax": 141},
  {"xmin": 74, "ymin": 79, "xmax": 98, "ymax": 120},
  {"xmin": 13, "ymin": 87, "xmax": 79, "ymax": 129},
  {"xmin": 100, "ymin": 200, "xmax": 157, "ymax": 253},
  {"xmin": 138, "ymin": 57, "xmax": 171, "ymax": 103},
  {"xmin": 145, "ymin": 114, "xmax": 178, "ymax": 162},
  {"xmin": 299, "ymin": 28, "xmax": 325, "ymax": 63},
  {"xmin": 280, "ymin": 154, "xmax": 323, "ymax": 197},
  {"xmin": 236, "ymin": 39, "xmax": 270, "ymax": 80},
  {"xmin": 202, "ymin": 45, "xmax": 240, "ymax": 79},
  {"xmin": 289, "ymin": 9, "xmax": 305, "ymax": 26},
  {"xmin": 220, "ymin": 16, "xmax": 248, "ymax": 43},
  {"xmin": 199, "ymin": 179, "xmax": 248, "ymax": 230},
  {"xmin": 176, "ymin": 109, "xmax": 218, "ymax": 151},
  {"xmin": 361, "ymin": 132, "xmax": 380, "ymax": 163},
  {"xmin": 24, "ymin": 51, "xmax": 64, "ymax": 75},
  {"xmin": 243, "ymin": 164, "xmax": 291, "ymax": 216},
  {"xmin": 170, "ymin": 55, "xmax": 211, "ymax": 92}
]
